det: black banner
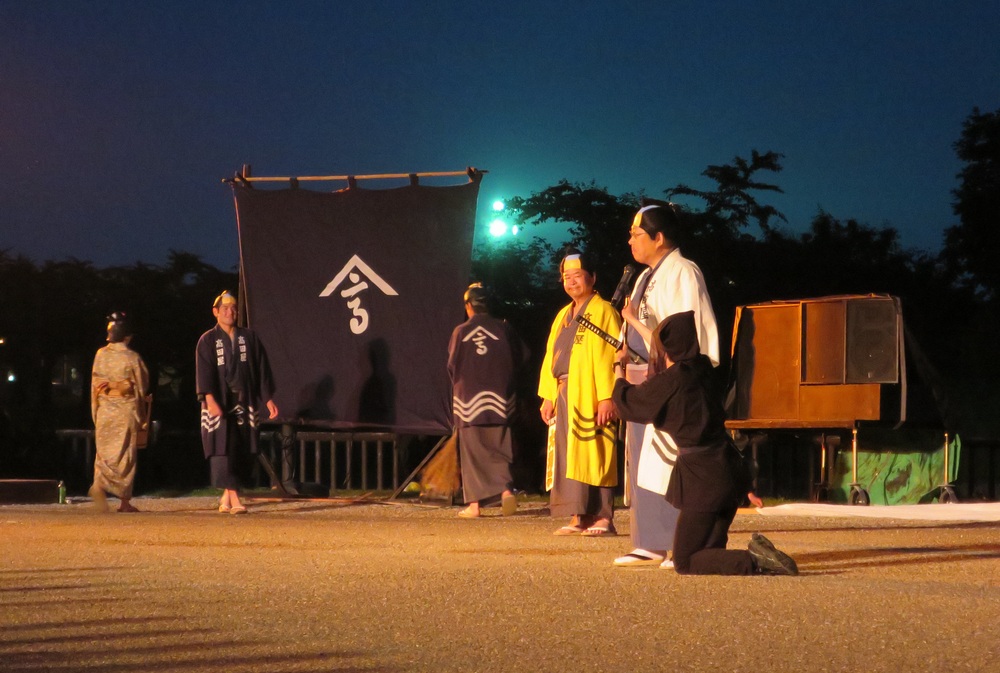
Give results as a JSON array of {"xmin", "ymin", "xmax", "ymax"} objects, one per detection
[{"xmin": 232, "ymin": 179, "xmax": 480, "ymax": 434}]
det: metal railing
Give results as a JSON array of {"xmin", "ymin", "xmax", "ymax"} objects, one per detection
[
  {"xmin": 260, "ymin": 429, "xmax": 400, "ymax": 494},
  {"xmin": 54, "ymin": 427, "xmax": 401, "ymax": 495}
]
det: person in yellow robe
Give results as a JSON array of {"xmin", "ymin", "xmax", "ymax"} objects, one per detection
[
  {"xmin": 538, "ymin": 249, "xmax": 621, "ymax": 536},
  {"xmin": 90, "ymin": 312, "xmax": 150, "ymax": 513}
]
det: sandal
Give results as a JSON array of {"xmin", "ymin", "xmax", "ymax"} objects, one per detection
[
  {"xmin": 613, "ymin": 550, "xmax": 664, "ymax": 567},
  {"xmin": 501, "ymin": 493, "xmax": 518, "ymax": 517},
  {"xmin": 229, "ymin": 505, "xmax": 247, "ymax": 515},
  {"xmin": 553, "ymin": 524, "xmax": 586, "ymax": 536},
  {"xmin": 581, "ymin": 522, "xmax": 617, "ymax": 537}
]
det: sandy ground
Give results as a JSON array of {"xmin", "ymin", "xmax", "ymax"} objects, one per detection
[{"xmin": 1, "ymin": 496, "xmax": 999, "ymax": 673}]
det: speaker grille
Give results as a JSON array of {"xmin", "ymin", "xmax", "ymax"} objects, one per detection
[{"xmin": 845, "ymin": 299, "xmax": 898, "ymax": 383}]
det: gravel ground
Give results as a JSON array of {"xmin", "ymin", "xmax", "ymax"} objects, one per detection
[{"xmin": 1, "ymin": 495, "xmax": 999, "ymax": 673}]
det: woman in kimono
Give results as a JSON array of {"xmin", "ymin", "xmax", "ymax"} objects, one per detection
[{"xmin": 90, "ymin": 311, "xmax": 149, "ymax": 513}]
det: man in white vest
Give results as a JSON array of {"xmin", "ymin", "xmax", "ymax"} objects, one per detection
[{"xmin": 613, "ymin": 201, "xmax": 720, "ymax": 568}]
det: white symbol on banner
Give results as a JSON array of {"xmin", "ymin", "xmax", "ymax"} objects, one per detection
[
  {"xmin": 462, "ymin": 326, "xmax": 500, "ymax": 355},
  {"xmin": 319, "ymin": 254, "xmax": 398, "ymax": 335}
]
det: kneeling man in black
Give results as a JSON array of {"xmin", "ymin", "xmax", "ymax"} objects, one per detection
[{"xmin": 611, "ymin": 311, "xmax": 798, "ymax": 576}]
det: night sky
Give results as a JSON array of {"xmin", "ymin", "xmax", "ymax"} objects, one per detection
[{"xmin": 3, "ymin": 1, "xmax": 998, "ymax": 269}]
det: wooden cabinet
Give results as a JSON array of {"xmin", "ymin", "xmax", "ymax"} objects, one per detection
[{"xmin": 729, "ymin": 295, "xmax": 900, "ymax": 425}]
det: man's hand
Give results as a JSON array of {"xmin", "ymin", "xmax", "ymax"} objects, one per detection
[
  {"xmin": 621, "ymin": 298, "xmax": 637, "ymax": 326},
  {"xmin": 540, "ymin": 399, "xmax": 555, "ymax": 425},
  {"xmin": 613, "ymin": 352, "xmax": 627, "ymax": 381},
  {"xmin": 615, "ymin": 346, "xmax": 629, "ymax": 369},
  {"xmin": 621, "ymin": 298, "xmax": 652, "ymax": 345},
  {"xmin": 204, "ymin": 394, "xmax": 223, "ymax": 418},
  {"xmin": 266, "ymin": 400, "xmax": 279, "ymax": 420},
  {"xmin": 596, "ymin": 399, "xmax": 615, "ymax": 426}
]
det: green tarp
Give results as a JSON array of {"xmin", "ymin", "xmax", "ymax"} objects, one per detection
[{"xmin": 829, "ymin": 428, "xmax": 960, "ymax": 504}]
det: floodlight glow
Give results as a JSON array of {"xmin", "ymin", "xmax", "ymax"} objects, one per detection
[
  {"xmin": 511, "ymin": 225, "xmax": 520, "ymax": 235},
  {"xmin": 489, "ymin": 219, "xmax": 508, "ymax": 237},
  {"xmin": 492, "ymin": 200, "xmax": 505, "ymax": 211},
  {"xmin": 7, "ymin": 372, "xmax": 15, "ymax": 383}
]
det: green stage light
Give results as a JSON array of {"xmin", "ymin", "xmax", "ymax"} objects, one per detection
[{"xmin": 489, "ymin": 218, "xmax": 508, "ymax": 237}]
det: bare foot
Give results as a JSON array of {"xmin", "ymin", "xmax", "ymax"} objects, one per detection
[
  {"xmin": 88, "ymin": 485, "xmax": 109, "ymax": 514},
  {"xmin": 227, "ymin": 489, "xmax": 248, "ymax": 514},
  {"xmin": 458, "ymin": 505, "xmax": 480, "ymax": 518},
  {"xmin": 581, "ymin": 517, "xmax": 617, "ymax": 536},
  {"xmin": 501, "ymin": 491, "xmax": 517, "ymax": 516}
]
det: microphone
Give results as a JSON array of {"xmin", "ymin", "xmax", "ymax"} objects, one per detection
[{"xmin": 610, "ymin": 264, "xmax": 640, "ymax": 311}]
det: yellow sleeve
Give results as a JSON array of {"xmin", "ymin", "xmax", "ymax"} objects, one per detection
[
  {"xmin": 591, "ymin": 297, "xmax": 621, "ymax": 402},
  {"xmin": 537, "ymin": 305, "xmax": 568, "ymax": 402}
]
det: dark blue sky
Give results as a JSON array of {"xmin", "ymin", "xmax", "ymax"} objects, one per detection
[{"xmin": 3, "ymin": 1, "xmax": 998, "ymax": 269}]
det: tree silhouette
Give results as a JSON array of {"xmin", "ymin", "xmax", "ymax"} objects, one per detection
[
  {"xmin": 0, "ymin": 250, "xmax": 237, "ymax": 480},
  {"xmin": 473, "ymin": 151, "xmax": 981, "ymax": 397},
  {"xmin": 666, "ymin": 149, "xmax": 788, "ymax": 236},
  {"xmin": 944, "ymin": 107, "xmax": 1000, "ymax": 302},
  {"xmin": 503, "ymin": 181, "xmax": 640, "ymax": 299}
]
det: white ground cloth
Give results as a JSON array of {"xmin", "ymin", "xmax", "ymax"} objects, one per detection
[{"xmin": 757, "ymin": 502, "xmax": 1000, "ymax": 522}]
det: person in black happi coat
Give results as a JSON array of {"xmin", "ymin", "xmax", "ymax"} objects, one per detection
[
  {"xmin": 196, "ymin": 291, "xmax": 278, "ymax": 515},
  {"xmin": 612, "ymin": 311, "xmax": 798, "ymax": 576},
  {"xmin": 447, "ymin": 283, "xmax": 527, "ymax": 518}
]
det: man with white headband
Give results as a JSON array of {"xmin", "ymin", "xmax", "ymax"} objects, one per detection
[
  {"xmin": 612, "ymin": 201, "xmax": 720, "ymax": 568},
  {"xmin": 538, "ymin": 248, "xmax": 621, "ymax": 536},
  {"xmin": 196, "ymin": 291, "xmax": 279, "ymax": 515}
]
